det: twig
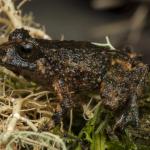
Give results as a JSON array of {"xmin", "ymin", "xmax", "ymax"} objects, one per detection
[
  {"xmin": 91, "ymin": 36, "xmax": 115, "ymax": 50},
  {"xmin": 1, "ymin": 98, "xmax": 24, "ymax": 144},
  {"xmin": 83, "ymin": 97, "xmax": 102, "ymax": 120},
  {"xmin": 0, "ymin": 0, "xmax": 51, "ymax": 39},
  {"xmin": 17, "ymin": 0, "xmax": 30, "ymax": 9},
  {"xmin": 68, "ymin": 108, "xmax": 73, "ymax": 133},
  {"xmin": 83, "ymin": 98, "xmax": 94, "ymax": 120},
  {"xmin": 19, "ymin": 116, "xmax": 38, "ymax": 132}
]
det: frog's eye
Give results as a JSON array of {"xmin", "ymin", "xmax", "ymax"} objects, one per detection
[{"xmin": 16, "ymin": 42, "xmax": 40, "ymax": 62}]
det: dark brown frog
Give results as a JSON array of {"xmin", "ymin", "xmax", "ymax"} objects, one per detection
[{"xmin": 0, "ymin": 28, "xmax": 148, "ymax": 130}]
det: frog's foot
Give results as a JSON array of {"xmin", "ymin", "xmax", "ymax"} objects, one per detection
[
  {"xmin": 113, "ymin": 95, "xmax": 139, "ymax": 132},
  {"xmin": 52, "ymin": 99, "xmax": 72, "ymax": 124},
  {"xmin": 52, "ymin": 111, "xmax": 63, "ymax": 124}
]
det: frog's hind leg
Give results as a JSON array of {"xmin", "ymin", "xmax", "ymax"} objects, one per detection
[
  {"xmin": 113, "ymin": 94, "xmax": 139, "ymax": 132},
  {"xmin": 113, "ymin": 63, "xmax": 149, "ymax": 132}
]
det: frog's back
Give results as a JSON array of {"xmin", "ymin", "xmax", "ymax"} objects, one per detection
[{"xmin": 37, "ymin": 40, "xmax": 113, "ymax": 90}]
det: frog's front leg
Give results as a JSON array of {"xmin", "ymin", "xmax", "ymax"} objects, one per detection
[
  {"xmin": 113, "ymin": 94, "xmax": 139, "ymax": 131},
  {"xmin": 52, "ymin": 79, "xmax": 73, "ymax": 124}
]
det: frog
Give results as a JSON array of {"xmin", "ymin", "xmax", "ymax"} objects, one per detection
[{"xmin": 0, "ymin": 28, "xmax": 148, "ymax": 131}]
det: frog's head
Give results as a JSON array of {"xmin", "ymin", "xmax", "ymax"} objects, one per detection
[{"xmin": 0, "ymin": 28, "xmax": 48, "ymax": 85}]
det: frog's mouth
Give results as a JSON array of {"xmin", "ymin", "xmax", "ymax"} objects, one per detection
[
  {"xmin": 0, "ymin": 61, "xmax": 49, "ymax": 88},
  {"xmin": 0, "ymin": 62, "xmax": 35, "ymax": 76}
]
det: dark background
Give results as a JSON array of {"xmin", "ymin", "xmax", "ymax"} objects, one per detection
[{"xmin": 23, "ymin": 0, "xmax": 150, "ymax": 63}]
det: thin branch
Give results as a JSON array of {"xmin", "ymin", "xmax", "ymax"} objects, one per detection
[
  {"xmin": 91, "ymin": 36, "xmax": 115, "ymax": 50},
  {"xmin": 2, "ymin": 98, "xmax": 24, "ymax": 144},
  {"xmin": 0, "ymin": 0, "xmax": 51, "ymax": 39}
]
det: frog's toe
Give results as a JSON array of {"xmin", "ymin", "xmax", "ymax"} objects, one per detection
[{"xmin": 113, "ymin": 95, "xmax": 139, "ymax": 131}]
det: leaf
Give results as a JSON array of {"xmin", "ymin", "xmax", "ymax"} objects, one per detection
[{"xmin": 91, "ymin": 133, "xmax": 106, "ymax": 150}]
